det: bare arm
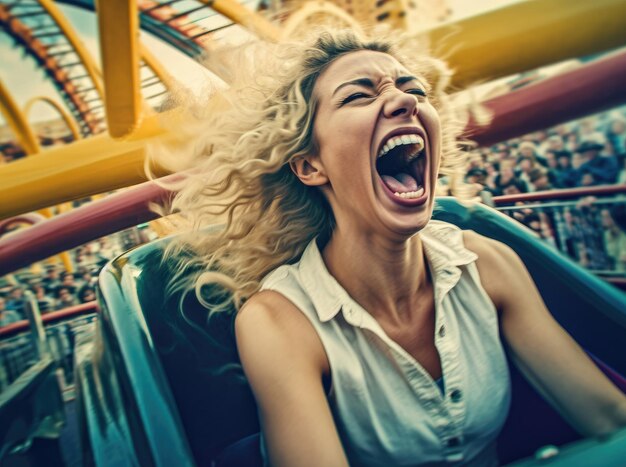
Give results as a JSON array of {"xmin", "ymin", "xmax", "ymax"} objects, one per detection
[
  {"xmin": 235, "ymin": 290, "xmax": 349, "ymax": 467},
  {"xmin": 464, "ymin": 231, "xmax": 626, "ymax": 437}
]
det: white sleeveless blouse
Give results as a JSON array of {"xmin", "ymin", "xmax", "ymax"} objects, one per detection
[{"xmin": 260, "ymin": 220, "xmax": 511, "ymax": 466}]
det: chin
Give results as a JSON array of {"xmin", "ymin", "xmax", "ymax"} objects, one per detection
[{"xmin": 378, "ymin": 205, "xmax": 434, "ymax": 239}]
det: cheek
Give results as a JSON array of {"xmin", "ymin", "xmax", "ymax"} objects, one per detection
[
  {"xmin": 423, "ymin": 107, "xmax": 443, "ymax": 163},
  {"xmin": 317, "ymin": 111, "xmax": 375, "ymax": 162}
]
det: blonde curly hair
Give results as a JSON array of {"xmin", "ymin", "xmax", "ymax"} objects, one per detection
[{"xmin": 149, "ymin": 28, "xmax": 466, "ymax": 315}]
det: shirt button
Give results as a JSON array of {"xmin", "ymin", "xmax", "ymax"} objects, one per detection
[
  {"xmin": 447, "ymin": 437, "xmax": 461, "ymax": 447},
  {"xmin": 450, "ymin": 389, "xmax": 462, "ymax": 402},
  {"xmin": 438, "ymin": 325, "xmax": 446, "ymax": 338}
]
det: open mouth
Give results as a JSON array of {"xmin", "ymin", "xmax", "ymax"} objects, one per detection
[{"xmin": 375, "ymin": 133, "xmax": 427, "ymax": 202}]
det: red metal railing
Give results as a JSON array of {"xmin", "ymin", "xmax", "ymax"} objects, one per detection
[
  {"xmin": 493, "ymin": 185, "xmax": 626, "ymax": 205},
  {"xmin": 493, "ymin": 185, "xmax": 626, "ymax": 291},
  {"xmin": 0, "ymin": 301, "xmax": 98, "ymax": 339}
]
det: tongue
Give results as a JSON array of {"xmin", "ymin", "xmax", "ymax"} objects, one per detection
[{"xmin": 381, "ymin": 173, "xmax": 419, "ymax": 193}]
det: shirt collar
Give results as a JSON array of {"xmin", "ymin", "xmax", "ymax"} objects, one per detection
[{"xmin": 298, "ymin": 221, "xmax": 478, "ymax": 324}]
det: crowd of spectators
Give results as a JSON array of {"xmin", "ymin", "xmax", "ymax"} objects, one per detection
[
  {"xmin": 464, "ymin": 109, "xmax": 626, "ymax": 197},
  {"xmin": 0, "ymin": 230, "xmax": 154, "ymax": 328},
  {"xmin": 460, "ymin": 106, "xmax": 626, "ymax": 273}
]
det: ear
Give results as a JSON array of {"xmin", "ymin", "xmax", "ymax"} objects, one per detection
[{"xmin": 289, "ymin": 154, "xmax": 328, "ymax": 186}]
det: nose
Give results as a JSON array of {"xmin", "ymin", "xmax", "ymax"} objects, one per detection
[{"xmin": 382, "ymin": 89, "xmax": 419, "ymax": 119}]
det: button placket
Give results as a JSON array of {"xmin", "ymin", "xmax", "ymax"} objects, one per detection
[{"xmin": 435, "ymin": 297, "xmax": 466, "ymax": 434}]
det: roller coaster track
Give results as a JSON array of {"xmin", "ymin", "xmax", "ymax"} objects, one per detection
[
  {"xmin": 60, "ymin": 0, "xmax": 276, "ymax": 58},
  {"xmin": 0, "ymin": 0, "xmax": 174, "ymax": 138},
  {"xmin": 0, "ymin": 0, "xmax": 105, "ymax": 136},
  {"xmin": 54, "ymin": 0, "xmax": 434, "ymax": 64},
  {"xmin": 1, "ymin": 0, "xmax": 422, "ymax": 142}
]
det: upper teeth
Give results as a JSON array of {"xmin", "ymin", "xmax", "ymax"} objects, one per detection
[{"xmin": 377, "ymin": 134, "xmax": 425, "ymax": 159}]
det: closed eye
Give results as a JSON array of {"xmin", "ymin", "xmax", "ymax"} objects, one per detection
[
  {"xmin": 405, "ymin": 88, "xmax": 427, "ymax": 97},
  {"xmin": 339, "ymin": 92, "xmax": 372, "ymax": 106}
]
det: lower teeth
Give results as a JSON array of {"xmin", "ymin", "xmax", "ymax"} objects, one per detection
[{"xmin": 394, "ymin": 188, "xmax": 424, "ymax": 199}]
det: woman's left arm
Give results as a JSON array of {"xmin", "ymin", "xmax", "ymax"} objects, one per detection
[{"xmin": 464, "ymin": 231, "xmax": 626, "ymax": 437}]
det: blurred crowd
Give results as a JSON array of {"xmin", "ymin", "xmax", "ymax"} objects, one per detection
[
  {"xmin": 460, "ymin": 107, "xmax": 626, "ymax": 273},
  {"xmin": 0, "ymin": 227, "xmax": 155, "ymax": 328},
  {"xmin": 464, "ymin": 110, "xmax": 626, "ymax": 196}
]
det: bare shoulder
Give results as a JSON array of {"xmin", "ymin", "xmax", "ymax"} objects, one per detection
[
  {"xmin": 236, "ymin": 289, "xmax": 328, "ymax": 375},
  {"xmin": 236, "ymin": 289, "xmax": 316, "ymax": 344},
  {"xmin": 462, "ymin": 230, "xmax": 520, "ymax": 264},
  {"xmin": 461, "ymin": 229, "xmax": 531, "ymax": 311},
  {"xmin": 237, "ymin": 289, "xmax": 303, "ymax": 331}
]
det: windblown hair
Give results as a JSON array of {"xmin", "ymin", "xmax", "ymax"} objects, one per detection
[{"xmin": 148, "ymin": 28, "xmax": 466, "ymax": 316}]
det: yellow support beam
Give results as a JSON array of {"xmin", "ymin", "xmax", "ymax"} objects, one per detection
[
  {"xmin": 0, "ymin": 135, "xmax": 145, "ymax": 219},
  {"xmin": 38, "ymin": 0, "xmax": 104, "ymax": 100},
  {"xmin": 200, "ymin": 0, "xmax": 281, "ymax": 42},
  {"xmin": 423, "ymin": 0, "xmax": 626, "ymax": 88},
  {"xmin": 0, "ymin": 79, "xmax": 41, "ymax": 155},
  {"xmin": 24, "ymin": 96, "xmax": 81, "ymax": 142},
  {"xmin": 0, "ymin": 114, "xmax": 166, "ymax": 220},
  {"xmin": 96, "ymin": 0, "xmax": 142, "ymax": 138}
]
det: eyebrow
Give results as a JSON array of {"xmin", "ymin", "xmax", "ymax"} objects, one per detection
[{"xmin": 332, "ymin": 75, "xmax": 420, "ymax": 96}]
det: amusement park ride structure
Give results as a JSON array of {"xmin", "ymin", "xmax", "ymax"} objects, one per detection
[
  {"xmin": 1, "ymin": 0, "xmax": 626, "ymax": 465},
  {"xmin": 1, "ymin": 0, "xmax": 626, "ymax": 221}
]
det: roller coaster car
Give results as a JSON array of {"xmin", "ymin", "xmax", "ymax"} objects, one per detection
[{"xmin": 75, "ymin": 198, "xmax": 626, "ymax": 466}]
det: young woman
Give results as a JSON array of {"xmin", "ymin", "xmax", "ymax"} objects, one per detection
[{"xmin": 152, "ymin": 30, "xmax": 626, "ymax": 466}]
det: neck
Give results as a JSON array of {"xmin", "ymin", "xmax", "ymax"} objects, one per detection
[{"xmin": 322, "ymin": 226, "xmax": 431, "ymax": 324}]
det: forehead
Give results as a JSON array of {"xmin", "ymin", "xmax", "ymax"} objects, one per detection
[{"xmin": 314, "ymin": 50, "xmax": 411, "ymax": 95}]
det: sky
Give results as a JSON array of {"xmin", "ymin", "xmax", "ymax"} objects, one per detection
[{"xmin": 0, "ymin": 0, "xmax": 518, "ymax": 124}]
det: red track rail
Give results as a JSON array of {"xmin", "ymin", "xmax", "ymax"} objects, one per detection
[
  {"xmin": 0, "ymin": 174, "xmax": 177, "ymax": 276},
  {"xmin": 465, "ymin": 49, "xmax": 626, "ymax": 147},
  {"xmin": 0, "ymin": 213, "xmax": 47, "ymax": 236}
]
